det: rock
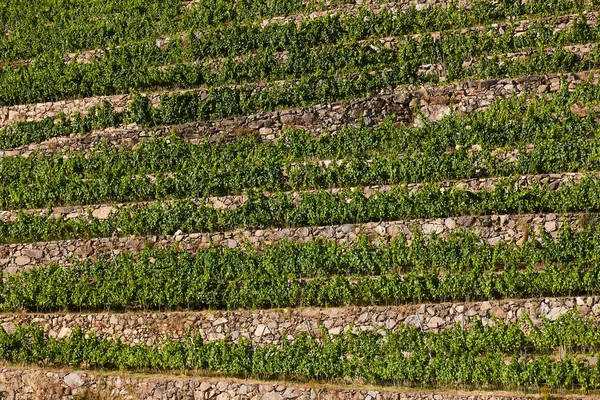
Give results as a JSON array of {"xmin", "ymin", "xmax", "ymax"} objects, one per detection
[
  {"xmin": 262, "ymin": 392, "xmax": 283, "ymax": 400},
  {"xmin": 393, "ymin": 93, "xmax": 411, "ymax": 104},
  {"xmin": 301, "ymin": 112, "xmax": 316, "ymax": 124},
  {"xmin": 487, "ymin": 236, "xmax": 502, "ymax": 245},
  {"xmin": 374, "ymin": 225, "xmax": 386, "ymax": 236},
  {"xmin": 338, "ymin": 224, "xmax": 353, "ymax": 234},
  {"xmin": 76, "ymin": 245, "xmax": 93, "ymax": 257},
  {"xmin": 546, "ymin": 213, "xmax": 557, "ymax": 221},
  {"xmin": 22, "ymin": 248, "xmax": 43, "ymax": 259},
  {"xmin": 461, "ymin": 216, "xmax": 476, "ymax": 227},
  {"xmin": 329, "ymin": 327, "xmax": 343, "ymax": 335},
  {"xmin": 544, "ymin": 221, "xmax": 557, "ymax": 232},
  {"xmin": 490, "ymin": 306, "xmax": 506, "ymax": 319},
  {"xmin": 14, "ymin": 256, "xmax": 30, "ymax": 266},
  {"xmin": 4, "ymin": 267, "xmax": 18, "ymax": 275},
  {"xmin": 255, "ymin": 324, "xmax": 269, "ymax": 336},
  {"xmin": 259, "ymin": 127, "xmax": 273, "ymax": 136},
  {"xmin": 422, "ymin": 224, "xmax": 444, "ymax": 235},
  {"xmin": 547, "ymin": 307, "xmax": 567, "ymax": 321},
  {"xmin": 125, "ymin": 239, "xmax": 141, "ymax": 249},
  {"xmin": 385, "ymin": 319, "xmax": 397, "ymax": 330},
  {"xmin": 427, "ymin": 316, "xmax": 444, "ymax": 329},
  {"xmin": 280, "ymin": 114, "xmax": 296, "ymax": 125},
  {"xmin": 92, "ymin": 206, "xmax": 113, "ymax": 220},
  {"xmin": 57, "ymin": 327, "xmax": 72, "ymax": 339},
  {"xmin": 444, "ymin": 218, "xmax": 456, "ymax": 230},
  {"xmin": 64, "ymin": 372, "xmax": 85, "ymax": 388},
  {"xmin": 1, "ymin": 322, "xmax": 16, "ymax": 335},
  {"xmin": 387, "ymin": 224, "xmax": 399, "ymax": 237},
  {"xmin": 282, "ymin": 387, "xmax": 300, "ymax": 398},
  {"xmin": 214, "ymin": 317, "xmax": 228, "ymax": 326},
  {"xmin": 422, "ymin": 104, "xmax": 451, "ymax": 121}
]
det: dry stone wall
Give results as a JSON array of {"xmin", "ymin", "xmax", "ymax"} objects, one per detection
[
  {"xmin": 0, "ymin": 297, "xmax": 596, "ymax": 347},
  {"xmin": 0, "ymin": 366, "xmax": 543, "ymax": 400},
  {"xmin": 0, "ymin": 212, "xmax": 584, "ymax": 274},
  {"xmin": 1, "ymin": 69, "xmax": 598, "ymax": 159}
]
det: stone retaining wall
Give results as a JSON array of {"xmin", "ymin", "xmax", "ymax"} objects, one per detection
[
  {"xmin": 0, "ymin": 172, "xmax": 585, "ymax": 223},
  {"xmin": 0, "ymin": 366, "xmax": 542, "ymax": 400},
  {"xmin": 0, "ymin": 212, "xmax": 584, "ymax": 274},
  {"xmin": 0, "ymin": 297, "xmax": 595, "ymax": 347}
]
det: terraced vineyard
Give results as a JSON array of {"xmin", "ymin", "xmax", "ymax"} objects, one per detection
[{"xmin": 6, "ymin": 0, "xmax": 600, "ymax": 398}]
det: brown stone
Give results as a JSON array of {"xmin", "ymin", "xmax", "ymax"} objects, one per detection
[
  {"xmin": 490, "ymin": 306, "xmax": 506, "ymax": 319},
  {"xmin": 75, "ymin": 245, "xmax": 93, "ymax": 257},
  {"xmin": 14, "ymin": 256, "xmax": 30, "ymax": 266},
  {"xmin": 92, "ymin": 206, "xmax": 113, "ymax": 220},
  {"xmin": 22, "ymin": 248, "xmax": 43, "ymax": 259}
]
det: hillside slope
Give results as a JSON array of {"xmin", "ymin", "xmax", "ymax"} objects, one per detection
[{"xmin": 2, "ymin": 0, "xmax": 600, "ymax": 398}]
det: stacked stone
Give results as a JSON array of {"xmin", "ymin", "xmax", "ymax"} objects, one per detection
[
  {"xmin": 0, "ymin": 366, "xmax": 539, "ymax": 400},
  {"xmin": 0, "ymin": 297, "xmax": 595, "ymax": 347}
]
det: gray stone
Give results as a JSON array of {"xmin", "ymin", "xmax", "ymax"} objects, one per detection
[
  {"xmin": 547, "ymin": 307, "xmax": 567, "ymax": 321},
  {"xmin": 422, "ymin": 224, "xmax": 444, "ymax": 235},
  {"xmin": 544, "ymin": 220, "xmax": 557, "ymax": 232},
  {"xmin": 64, "ymin": 372, "xmax": 85, "ymax": 388},
  {"xmin": 263, "ymin": 392, "xmax": 283, "ymax": 400},
  {"xmin": 444, "ymin": 218, "xmax": 456, "ymax": 229},
  {"xmin": 490, "ymin": 306, "xmax": 506, "ymax": 319},
  {"xmin": 255, "ymin": 324, "xmax": 269, "ymax": 336},
  {"xmin": 57, "ymin": 327, "xmax": 72, "ymax": 339}
]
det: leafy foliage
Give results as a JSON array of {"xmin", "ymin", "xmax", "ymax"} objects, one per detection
[{"xmin": 0, "ymin": 0, "xmax": 357, "ymax": 63}]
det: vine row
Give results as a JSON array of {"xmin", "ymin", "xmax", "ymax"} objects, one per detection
[{"xmin": 0, "ymin": 176, "xmax": 599, "ymax": 244}]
